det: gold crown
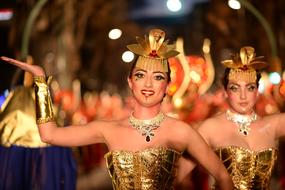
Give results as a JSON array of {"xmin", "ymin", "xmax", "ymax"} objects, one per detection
[
  {"xmin": 221, "ymin": 46, "xmax": 267, "ymax": 83},
  {"xmin": 127, "ymin": 29, "xmax": 179, "ymax": 72}
]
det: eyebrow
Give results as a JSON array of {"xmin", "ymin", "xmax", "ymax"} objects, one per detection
[
  {"xmin": 134, "ymin": 69, "xmax": 165, "ymax": 75},
  {"xmin": 228, "ymin": 83, "xmax": 256, "ymax": 87},
  {"xmin": 134, "ymin": 68, "xmax": 146, "ymax": 72},
  {"xmin": 246, "ymin": 83, "xmax": 257, "ymax": 87},
  {"xmin": 153, "ymin": 71, "xmax": 165, "ymax": 75}
]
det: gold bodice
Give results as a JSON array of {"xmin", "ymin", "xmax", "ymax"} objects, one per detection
[
  {"xmin": 104, "ymin": 147, "xmax": 181, "ymax": 190},
  {"xmin": 214, "ymin": 146, "xmax": 278, "ymax": 190}
]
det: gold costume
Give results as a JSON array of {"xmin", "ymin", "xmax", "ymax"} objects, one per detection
[
  {"xmin": 0, "ymin": 87, "xmax": 48, "ymax": 147},
  {"xmin": 221, "ymin": 46, "xmax": 267, "ymax": 84},
  {"xmin": 105, "ymin": 147, "xmax": 181, "ymax": 190},
  {"xmin": 214, "ymin": 146, "xmax": 277, "ymax": 190},
  {"xmin": 34, "ymin": 76, "xmax": 55, "ymax": 124},
  {"xmin": 127, "ymin": 28, "xmax": 179, "ymax": 73}
]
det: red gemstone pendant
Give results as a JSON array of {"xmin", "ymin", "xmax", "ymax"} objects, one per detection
[{"xmin": 146, "ymin": 136, "xmax": 150, "ymax": 142}]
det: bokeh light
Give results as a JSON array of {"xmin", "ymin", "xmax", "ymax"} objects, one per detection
[
  {"xmin": 122, "ymin": 51, "xmax": 134, "ymax": 63},
  {"xmin": 228, "ymin": 0, "xmax": 241, "ymax": 10},
  {"xmin": 108, "ymin": 28, "xmax": 122, "ymax": 40}
]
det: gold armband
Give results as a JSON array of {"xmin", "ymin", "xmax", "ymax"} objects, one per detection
[{"xmin": 34, "ymin": 76, "xmax": 54, "ymax": 124}]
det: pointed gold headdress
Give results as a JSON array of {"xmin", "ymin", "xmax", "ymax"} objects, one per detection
[
  {"xmin": 127, "ymin": 29, "xmax": 179, "ymax": 72},
  {"xmin": 222, "ymin": 46, "xmax": 267, "ymax": 83}
]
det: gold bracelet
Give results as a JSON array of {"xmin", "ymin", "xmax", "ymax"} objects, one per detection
[{"xmin": 34, "ymin": 76, "xmax": 54, "ymax": 124}]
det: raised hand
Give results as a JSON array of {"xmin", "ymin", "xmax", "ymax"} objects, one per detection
[{"xmin": 1, "ymin": 56, "xmax": 46, "ymax": 77}]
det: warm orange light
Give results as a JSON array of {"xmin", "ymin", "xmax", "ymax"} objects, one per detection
[{"xmin": 279, "ymin": 81, "xmax": 285, "ymax": 96}]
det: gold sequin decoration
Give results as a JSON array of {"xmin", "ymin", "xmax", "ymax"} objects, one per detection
[
  {"xmin": 104, "ymin": 147, "xmax": 181, "ymax": 190},
  {"xmin": 213, "ymin": 146, "xmax": 277, "ymax": 190}
]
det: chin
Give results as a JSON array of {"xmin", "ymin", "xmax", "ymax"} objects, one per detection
[
  {"xmin": 142, "ymin": 102, "xmax": 160, "ymax": 107},
  {"xmin": 233, "ymin": 108, "xmax": 253, "ymax": 114},
  {"xmin": 138, "ymin": 100, "xmax": 161, "ymax": 107}
]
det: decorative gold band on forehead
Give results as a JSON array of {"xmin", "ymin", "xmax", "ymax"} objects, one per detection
[
  {"xmin": 222, "ymin": 46, "xmax": 267, "ymax": 83},
  {"xmin": 136, "ymin": 56, "xmax": 168, "ymax": 72},
  {"xmin": 127, "ymin": 29, "xmax": 179, "ymax": 72},
  {"xmin": 228, "ymin": 68, "xmax": 257, "ymax": 83}
]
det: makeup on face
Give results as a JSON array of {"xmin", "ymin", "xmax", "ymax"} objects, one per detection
[
  {"xmin": 226, "ymin": 80, "xmax": 258, "ymax": 114},
  {"xmin": 130, "ymin": 68, "xmax": 168, "ymax": 106}
]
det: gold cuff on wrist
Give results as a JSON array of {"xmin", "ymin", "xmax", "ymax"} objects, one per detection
[{"xmin": 34, "ymin": 76, "xmax": 54, "ymax": 125}]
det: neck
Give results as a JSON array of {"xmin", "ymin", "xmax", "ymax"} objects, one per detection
[
  {"xmin": 132, "ymin": 103, "xmax": 161, "ymax": 119},
  {"xmin": 228, "ymin": 108, "xmax": 255, "ymax": 116},
  {"xmin": 226, "ymin": 109, "xmax": 258, "ymax": 136}
]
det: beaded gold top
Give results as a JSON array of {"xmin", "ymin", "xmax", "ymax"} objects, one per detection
[
  {"xmin": 213, "ymin": 146, "xmax": 277, "ymax": 190},
  {"xmin": 104, "ymin": 147, "xmax": 181, "ymax": 190},
  {"xmin": 127, "ymin": 29, "xmax": 179, "ymax": 72},
  {"xmin": 222, "ymin": 46, "xmax": 267, "ymax": 83}
]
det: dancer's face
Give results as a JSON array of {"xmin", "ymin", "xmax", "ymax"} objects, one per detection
[
  {"xmin": 225, "ymin": 80, "xmax": 259, "ymax": 114},
  {"xmin": 128, "ymin": 67, "xmax": 168, "ymax": 107}
]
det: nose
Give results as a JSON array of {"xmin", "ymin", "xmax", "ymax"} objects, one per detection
[
  {"xmin": 144, "ymin": 76, "xmax": 153, "ymax": 88},
  {"xmin": 240, "ymin": 88, "xmax": 246, "ymax": 100}
]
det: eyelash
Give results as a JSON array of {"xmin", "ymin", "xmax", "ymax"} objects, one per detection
[
  {"xmin": 247, "ymin": 85, "xmax": 256, "ymax": 91},
  {"xmin": 134, "ymin": 73, "xmax": 165, "ymax": 81},
  {"xmin": 229, "ymin": 86, "xmax": 238, "ymax": 92},
  {"xmin": 154, "ymin": 75, "xmax": 165, "ymax": 80},
  {"xmin": 134, "ymin": 72, "xmax": 144, "ymax": 79},
  {"xmin": 228, "ymin": 85, "xmax": 256, "ymax": 92}
]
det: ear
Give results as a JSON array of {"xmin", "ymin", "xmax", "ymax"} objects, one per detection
[
  {"xmin": 256, "ymin": 91, "xmax": 260, "ymax": 98},
  {"xmin": 127, "ymin": 77, "xmax": 133, "ymax": 90},
  {"xmin": 165, "ymin": 85, "xmax": 169, "ymax": 93},
  {"xmin": 223, "ymin": 89, "xmax": 228, "ymax": 98}
]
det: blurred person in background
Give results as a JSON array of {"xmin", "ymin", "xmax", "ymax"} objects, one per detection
[{"xmin": 0, "ymin": 56, "xmax": 76, "ymax": 190}]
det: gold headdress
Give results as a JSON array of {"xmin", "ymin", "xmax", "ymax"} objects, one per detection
[
  {"xmin": 222, "ymin": 46, "xmax": 267, "ymax": 83},
  {"xmin": 127, "ymin": 29, "xmax": 179, "ymax": 72}
]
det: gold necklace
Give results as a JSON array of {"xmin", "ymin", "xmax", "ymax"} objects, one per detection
[
  {"xmin": 129, "ymin": 112, "xmax": 165, "ymax": 142},
  {"xmin": 226, "ymin": 109, "xmax": 257, "ymax": 136}
]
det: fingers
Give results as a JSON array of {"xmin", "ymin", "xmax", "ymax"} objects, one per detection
[
  {"xmin": 1, "ymin": 56, "xmax": 27, "ymax": 67},
  {"xmin": 1, "ymin": 56, "xmax": 32, "ymax": 73},
  {"xmin": 1, "ymin": 56, "xmax": 45, "ymax": 77}
]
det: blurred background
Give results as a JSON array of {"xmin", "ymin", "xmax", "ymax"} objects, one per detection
[{"xmin": 1, "ymin": 0, "xmax": 285, "ymax": 189}]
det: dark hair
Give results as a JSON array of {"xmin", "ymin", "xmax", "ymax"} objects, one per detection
[
  {"xmin": 128, "ymin": 56, "xmax": 171, "ymax": 83},
  {"xmin": 222, "ymin": 68, "xmax": 262, "ymax": 89}
]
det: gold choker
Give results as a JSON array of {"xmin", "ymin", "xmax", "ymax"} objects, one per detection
[
  {"xmin": 226, "ymin": 109, "xmax": 257, "ymax": 136},
  {"xmin": 129, "ymin": 112, "xmax": 165, "ymax": 142}
]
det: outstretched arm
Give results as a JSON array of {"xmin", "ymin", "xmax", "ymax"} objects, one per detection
[
  {"xmin": 1, "ymin": 56, "xmax": 46, "ymax": 76},
  {"xmin": 275, "ymin": 113, "xmax": 285, "ymax": 139},
  {"xmin": 1, "ymin": 56, "xmax": 106, "ymax": 147},
  {"xmin": 182, "ymin": 125, "xmax": 233, "ymax": 190}
]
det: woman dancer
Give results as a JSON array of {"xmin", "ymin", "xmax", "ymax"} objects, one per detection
[
  {"xmin": 1, "ymin": 29, "xmax": 233, "ymax": 190},
  {"xmin": 198, "ymin": 46, "xmax": 281, "ymax": 189}
]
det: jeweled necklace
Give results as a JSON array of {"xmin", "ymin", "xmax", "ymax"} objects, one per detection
[
  {"xmin": 129, "ymin": 112, "xmax": 165, "ymax": 142},
  {"xmin": 226, "ymin": 109, "xmax": 257, "ymax": 136}
]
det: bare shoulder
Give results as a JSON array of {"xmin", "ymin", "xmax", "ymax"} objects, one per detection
[
  {"xmin": 163, "ymin": 115, "xmax": 202, "ymax": 150},
  {"xmin": 164, "ymin": 115, "xmax": 197, "ymax": 137},
  {"xmin": 165, "ymin": 115, "xmax": 191, "ymax": 128},
  {"xmin": 260, "ymin": 112, "xmax": 285, "ymax": 129},
  {"xmin": 261, "ymin": 112, "xmax": 284, "ymax": 121},
  {"xmin": 78, "ymin": 117, "xmax": 129, "ymax": 146},
  {"xmin": 197, "ymin": 112, "xmax": 225, "ymax": 135}
]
